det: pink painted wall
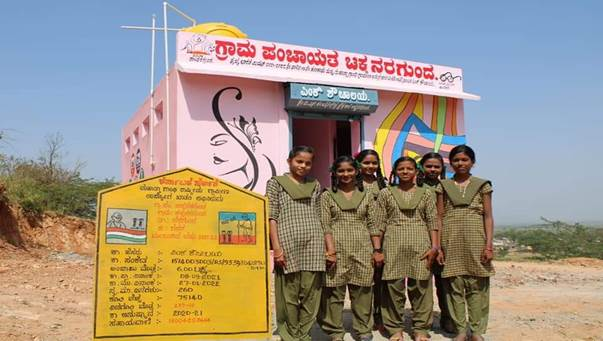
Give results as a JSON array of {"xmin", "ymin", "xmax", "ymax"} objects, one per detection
[
  {"xmin": 121, "ymin": 69, "xmax": 179, "ymax": 183},
  {"xmin": 175, "ymin": 73, "xmax": 290, "ymax": 194},
  {"xmin": 169, "ymin": 70, "xmax": 180, "ymax": 171}
]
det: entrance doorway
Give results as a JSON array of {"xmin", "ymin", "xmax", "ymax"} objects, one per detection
[{"xmin": 291, "ymin": 116, "xmax": 361, "ymax": 186}]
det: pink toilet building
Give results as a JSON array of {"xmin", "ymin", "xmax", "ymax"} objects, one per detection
[{"xmin": 122, "ymin": 26, "xmax": 479, "ymax": 194}]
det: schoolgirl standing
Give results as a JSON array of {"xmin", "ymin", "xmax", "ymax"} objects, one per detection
[
  {"xmin": 318, "ymin": 155, "xmax": 382, "ymax": 341},
  {"xmin": 418, "ymin": 152, "xmax": 455, "ymax": 334},
  {"xmin": 355, "ymin": 149, "xmax": 387, "ymax": 330},
  {"xmin": 435, "ymin": 145, "xmax": 494, "ymax": 341},
  {"xmin": 266, "ymin": 146, "xmax": 325, "ymax": 341},
  {"xmin": 375, "ymin": 157, "xmax": 440, "ymax": 341}
]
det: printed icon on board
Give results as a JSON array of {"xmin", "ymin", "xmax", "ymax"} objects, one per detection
[
  {"xmin": 106, "ymin": 208, "xmax": 148, "ymax": 245},
  {"xmin": 218, "ymin": 212, "xmax": 256, "ymax": 245}
]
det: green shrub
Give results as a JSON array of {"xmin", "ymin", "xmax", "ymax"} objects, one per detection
[{"xmin": 0, "ymin": 134, "xmax": 118, "ymax": 219}]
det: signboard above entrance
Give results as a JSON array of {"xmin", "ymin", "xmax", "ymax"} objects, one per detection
[
  {"xmin": 176, "ymin": 32, "xmax": 480, "ymax": 100},
  {"xmin": 285, "ymin": 83, "xmax": 378, "ymax": 114}
]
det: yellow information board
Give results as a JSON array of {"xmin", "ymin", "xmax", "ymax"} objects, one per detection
[{"xmin": 93, "ymin": 168, "xmax": 270, "ymax": 340}]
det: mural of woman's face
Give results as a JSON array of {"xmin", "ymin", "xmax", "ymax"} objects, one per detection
[
  {"xmin": 209, "ymin": 132, "xmax": 251, "ymax": 183},
  {"xmin": 209, "ymin": 133, "xmax": 231, "ymax": 165},
  {"xmin": 206, "ymin": 87, "xmax": 277, "ymax": 191}
]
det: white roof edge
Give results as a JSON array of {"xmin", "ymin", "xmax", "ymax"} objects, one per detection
[{"xmin": 176, "ymin": 62, "xmax": 480, "ymax": 101}]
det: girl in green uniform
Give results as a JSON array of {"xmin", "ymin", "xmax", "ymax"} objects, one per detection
[
  {"xmin": 318, "ymin": 155, "xmax": 383, "ymax": 341},
  {"xmin": 435, "ymin": 145, "xmax": 494, "ymax": 341},
  {"xmin": 266, "ymin": 146, "xmax": 325, "ymax": 341},
  {"xmin": 418, "ymin": 152, "xmax": 455, "ymax": 334},
  {"xmin": 375, "ymin": 157, "xmax": 440, "ymax": 341},
  {"xmin": 355, "ymin": 149, "xmax": 387, "ymax": 331}
]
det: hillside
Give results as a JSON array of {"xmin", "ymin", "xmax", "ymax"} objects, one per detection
[{"xmin": 0, "ymin": 188, "xmax": 95, "ymax": 255}]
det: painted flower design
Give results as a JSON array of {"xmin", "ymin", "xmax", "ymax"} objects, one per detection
[{"xmin": 228, "ymin": 115, "xmax": 262, "ymax": 152}]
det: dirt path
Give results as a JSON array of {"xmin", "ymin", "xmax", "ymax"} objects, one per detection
[{"xmin": 1, "ymin": 246, "xmax": 602, "ymax": 341}]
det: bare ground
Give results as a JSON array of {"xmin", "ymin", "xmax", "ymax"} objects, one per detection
[{"xmin": 1, "ymin": 243, "xmax": 602, "ymax": 341}]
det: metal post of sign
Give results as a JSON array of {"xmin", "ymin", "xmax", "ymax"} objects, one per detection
[
  {"xmin": 162, "ymin": 2, "xmax": 171, "ymax": 169},
  {"xmin": 165, "ymin": 2, "xmax": 196, "ymax": 26},
  {"xmin": 120, "ymin": 26, "xmax": 181, "ymax": 31},
  {"xmin": 149, "ymin": 14, "xmax": 156, "ymax": 172},
  {"xmin": 163, "ymin": 1, "xmax": 196, "ymax": 170}
]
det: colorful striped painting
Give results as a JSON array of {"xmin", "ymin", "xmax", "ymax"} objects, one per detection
[
  {"xmin": 106, "ymin": 227, "xmax": 147, "ymax": 244},
  {"xmin": 373, "ymin": 93, "xmax": 466, "ymax": 177}
]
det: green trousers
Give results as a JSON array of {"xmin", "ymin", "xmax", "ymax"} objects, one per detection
[
  {"xmin": 318, "ymin": 284, "xmax": 373, "ymax": 339},
  {"xmin": 275, "ymin": 269, "xmax": 323, "ymax": 341},
  {"xmin": 382, "ymin": 278, "xmax": 433, "ymax": 335},
  {"xmin": 444, "ymin": 276, "xmax": 490, "ymax": 336}
]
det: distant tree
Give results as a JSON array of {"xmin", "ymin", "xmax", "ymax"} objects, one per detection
[
  {"xmin": 0, "ymin": 128, "xmax": 17, "ymax": 150},
  {"xmin": 0, "ymin": 132, "xmax": 117, "ymax": 218},
  {"xmin": 497, "ymin": 218, "xmax": 603, "ymax": 260}
]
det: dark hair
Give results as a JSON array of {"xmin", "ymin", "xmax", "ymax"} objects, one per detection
[
  {"xmin": 288, "ymin": 145, "xmax": 314, "ymax": 159},
  {"xmin": 330, "ymin": 155, "xmax": 364, "ymax": 192},
  {"xmin": 355, "ymin": 149, "xmax": 387, "ymax": 189},
  {"xmin": 449, "ymin": 145, "xmax": 476, "ymax": 163},
  {"xmin": 417, "ymin": 152, "xmax": 446, "ymax": 185},
  {"xmin": 389, "ymin": 156, "xmax": 417, "ymax": 186}
]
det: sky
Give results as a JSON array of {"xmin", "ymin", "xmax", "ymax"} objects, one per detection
[{"xmin": 0, "ymin": 1, "xmax": 601, "ymax": 225}]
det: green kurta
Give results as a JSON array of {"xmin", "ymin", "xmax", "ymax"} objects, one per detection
[
  {"xmin": 363, "ymin": 180, "xmax": 381, "ymax": 201},
  {"xmin": 436, "ymin": 177, "xmax": 495, "ymax": 278},
  {"xmin": 266, "ymin": 176, "xmax": 325, "ymax": 274},
  {"xmin": 374, "ymin": 186, "xmax": 437, "ymax": 281},
  {"xmin": 319, "ymin": 189, "xmax": 379, "ymax": 287}
]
